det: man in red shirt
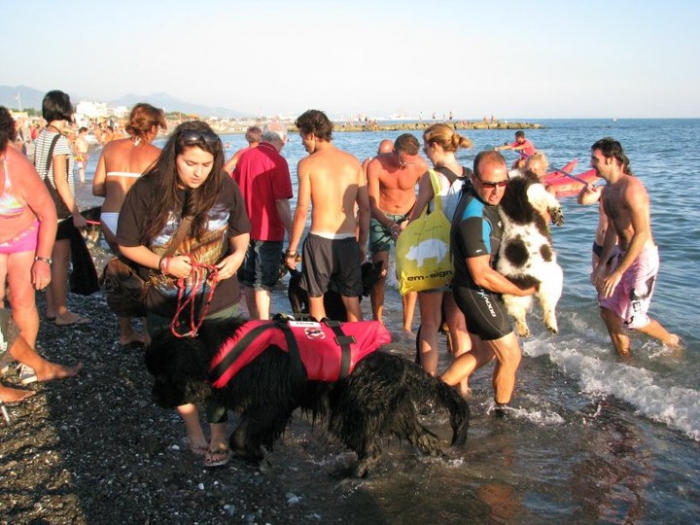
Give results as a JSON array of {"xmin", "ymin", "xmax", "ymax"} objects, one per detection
[
  {"xmin": 495, "ymin": 130, "xmax": 536, "ymax": 169},
  {"xmin": 233, "ymin": 122, "xmax": 293, "ymax": 319}
]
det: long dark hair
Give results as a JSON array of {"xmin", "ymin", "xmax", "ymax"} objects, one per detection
[
  {"xmin": 142, "ymin": 121, "xmax": 225, "ymax": 240},
  {"xmin": 0, "ymin": 106, "xmax": 17, "ymax": 151},
  {"xmin": 592, "ymin": 137, "xmax": 634, "ymax": 175}
]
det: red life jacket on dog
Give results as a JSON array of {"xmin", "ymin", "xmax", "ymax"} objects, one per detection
[{"xmin": 209, "ymin": 319, "xmax": 391, "ymax": 388}]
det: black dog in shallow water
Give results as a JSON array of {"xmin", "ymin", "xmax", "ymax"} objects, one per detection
[
  {"xmin": 287, "ymin": 261, "xmax": 383, "ymax": 321},
  {"xmin": 145, "ymin": 317, "xmax": 469, "ymax": 477}
]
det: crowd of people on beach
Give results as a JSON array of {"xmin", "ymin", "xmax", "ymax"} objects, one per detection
[{"xmin": 0, "ymin": 91, "xmax": 680, "ymax": 465}]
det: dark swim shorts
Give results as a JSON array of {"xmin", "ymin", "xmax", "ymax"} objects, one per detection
[
  {"xmin": 369, "ymin": 212, "xmax": 409, "ymax": 256},
  {"xmin": 301, "ymin": 233, "xmax": 363, "ymax": 298},
  {"xmin": 453, "ymin": 285, "xmax": 512, "ymax": 341}
]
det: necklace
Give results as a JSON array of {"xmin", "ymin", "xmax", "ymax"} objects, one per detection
[{"xmin": 47, "ymin": 123, "xmax": 63, "ymax": 134}]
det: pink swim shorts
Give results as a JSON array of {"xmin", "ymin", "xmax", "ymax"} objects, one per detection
[{"xmin": 599, "ymin": 245, "xmax": 659, "ymax": 330}]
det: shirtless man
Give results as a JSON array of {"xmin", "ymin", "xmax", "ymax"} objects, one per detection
[
  {"xmin": 74, "ymin": 127, "xmax": 90, "ymax": 183},
  {"xmin": 589, "ymin": 137, "xmax": 679, "ymax": 356},
  {"xmin": 223, "ymin": 126, "xmax": 261, "ymax": 174},
  {"xmin": 285, "ymin": 110, "xmax": 369, "ymax": 322},
  {"xmin": 366, "ymin": 134, "xmax": 427, "ymax": 332}
]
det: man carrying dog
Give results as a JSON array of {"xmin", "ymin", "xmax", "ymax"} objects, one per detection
[
  {"xmin": 441, "ymin": 150, "xmax": 537, "ymax": 414},
  {"xmin": 589, "ymin": 137, "xmax": 679, "ymax": 355},
  {"xmin": 366, "ymin": 134, "xmax": 427, "ymax": 333},
  {"xmin": 233, "ymin": 122, "xmax": 293, "ymax": 320},
  {"xmin": 285, "ymin": 110, "xmax": 369, "ymax": 322}
]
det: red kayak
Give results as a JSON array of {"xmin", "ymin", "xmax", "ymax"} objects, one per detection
[{"xmin": 543, "ymin": 167, "xmax": 598, "ymax": 198}]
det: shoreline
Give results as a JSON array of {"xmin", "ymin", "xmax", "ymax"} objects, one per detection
[{"xmin": 208, "ymin": 119, "xmax": 543, "ymax": 135}]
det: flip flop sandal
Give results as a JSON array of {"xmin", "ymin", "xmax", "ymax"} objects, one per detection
[
  {"xmin": 17, "ymin": 364, "xmax": 38, "ymax": 385},
  {"xmin": 204, "ymin": 448, "xmax": 231, "ymax": 468}
]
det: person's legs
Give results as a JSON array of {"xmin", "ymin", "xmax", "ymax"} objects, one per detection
[
  {"xmin": 417, "ymin": 292, "xmax": 443, "ymax": 376},
  {"xmin": 253, "ymin": 289, "xmax": 272, "ymax": 320},
  {"xmin": 253, "ymin": 241, "xmax": 283, "ymax": 321},
  {"xmin": 178, "ymin": 403, "xmax": 208, "ymax": 451},
  {"xmin": 46, "ymin": 238, "xmax": 70, "ymax": 320},
  {"xmin": 308, "ymin": 295, "xmax": 326, "ymax": 321},
  {"xmin": 5, "ymin": 251, "xmax": 40, "ymax": 348},
  {"xmin": 369, "ymin": 251, "xmax": 389, "ymax": 323},
  {"xmin": 402, "ymin": 291, "xmax": 417, "ymax": 334},
  {"xmin": 8, "ymin": 330, "xmax": 82, "ymax": 381},
  {"xmin": 443, "ymin": 293, "xmax": 472, "ymax": 395},
  {"xmin": 0, "ymin": 382, "xmax": 35, "ymax": 404},
  {"xmin": 441, "ymin": 336, "xmax": 494, "ymax": 390},
  {"xmin": 635, "ymin": 318, "xmax": 680, "ymax": 347},
  {"xmin": 341, "ymin": 295, "xmax": 363, "ymax": 322},
  {"xmin": 487, "ymin": 332, "xmax": 522, "ymax": 404},
  {"xmin": 243, "ymin": 285, "xmax": 259, "ymax": 319},
  {"xmin": 118, "ymin": 316, "xmax": 145, "ymax": 347},
  {"xmin": 600, "ymin": 307, "xmax": 631, "ymax": 356}
]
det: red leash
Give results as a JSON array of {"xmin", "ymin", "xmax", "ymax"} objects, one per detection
[{"xmin": 170, "ymin": 257, "xmax": 219, "ymax": 338}]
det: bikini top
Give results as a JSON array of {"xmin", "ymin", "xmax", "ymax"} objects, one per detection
[
  {"xmin": 0, "ymin": 156, "xmax": 26, "ymax": 219},
  {"xmin": 106, "ymin": 171, "xmax": 142, "ymax": 178}
]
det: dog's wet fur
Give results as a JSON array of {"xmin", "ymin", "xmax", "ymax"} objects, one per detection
[{"xmin": 145, "ymin": 317, "xmax": 469, "ymax": 477}]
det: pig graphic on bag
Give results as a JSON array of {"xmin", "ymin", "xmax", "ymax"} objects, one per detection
[{"xmin": 405, "ymin": 239, "xmax": 449, "ymax": 267}]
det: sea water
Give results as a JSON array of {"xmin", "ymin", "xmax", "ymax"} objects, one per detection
[{"xmin": 77, "ymin": 119, "xmax": 700, "ymax": 522}]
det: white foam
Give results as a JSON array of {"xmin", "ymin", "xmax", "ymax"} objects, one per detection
[{"xmin": 523, "ymin": 336, "xmax": 700, "ymax": 442}]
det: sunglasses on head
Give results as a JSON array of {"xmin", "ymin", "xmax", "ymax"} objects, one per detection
[
  {"xmin": 475, "ymin": 174, "xmax": 509, "ymax": 188},
  {"xmin": 180, "ymin": 130, "xmax": 220, "ymax": 147}
]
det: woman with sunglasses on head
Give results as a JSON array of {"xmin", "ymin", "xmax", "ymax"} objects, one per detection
[
  {"xmin": 405, "ymin": 123, "xmax": 474, "ymax": 397},
  {"xmin": 117, "ymin": 121, "xmax": 251, "ymax": 467},
  {"xmin": 92, "ymin": 103, "xmax": 167, "ymax": 348}
]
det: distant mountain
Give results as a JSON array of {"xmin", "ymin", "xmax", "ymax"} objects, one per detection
[
  {"xmin": 108, "ymin": 92, "xmax": 246, "ymax": 119},
  {"xmin": 0, "ymin": 85, "xmax": 246, "ymax": 118},
  {"xmin": 0, "ymin": 85, "xmax": 46, "ymax": 111}
]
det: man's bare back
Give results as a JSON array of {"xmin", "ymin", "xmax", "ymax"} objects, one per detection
[{"xmin": 299, "ymin": 142, "xmax": 366, "ymax": 236}]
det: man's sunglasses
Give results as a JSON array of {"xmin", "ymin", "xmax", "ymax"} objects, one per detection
[
  {"xmin": 475, "ymin": 174, "xmax": 509, "ymax": 189},
  {"xmin": 180, "ymin": 130, "xmax": 220, "ymax": 147}
]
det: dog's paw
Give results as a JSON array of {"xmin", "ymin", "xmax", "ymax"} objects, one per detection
[
  {"xmin": 353, "ymin": 455, "xmax": 380, "ymax": 478},
  {"xmin": 549, "ymin": 207, "xmax": 565, "ymax": 226},
  {"xmin": 545, "ymin": 322, "xmax": 559, "ymax": 335},
  {"xmin": 415, "ymin": 429, "xmax": 441, "ymax": 456},
  {"xmin": 515, "ymin": 320, "xmax": 531, "ymax": 338}
]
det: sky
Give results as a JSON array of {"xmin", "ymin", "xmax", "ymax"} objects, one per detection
[{"xmin": 2, "ymin": 0, "xmax": 699, "ymax": 119}]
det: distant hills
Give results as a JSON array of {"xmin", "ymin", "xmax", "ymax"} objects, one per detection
[{"xmin": 0, "ymin": 85, "xmax": 246, "ymax": 118}]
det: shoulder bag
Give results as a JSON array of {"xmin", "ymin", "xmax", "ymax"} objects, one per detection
[
  {"xmin": 102, "ymin": 216, "xmax": 193, "ymax": 318},
  {"xmin": 40, "ymin": 134, "xmax": 72, "ymax": 220},
  {"xmin": 395, "ymin": 170, "xmax": 454, "ymax": 294}
]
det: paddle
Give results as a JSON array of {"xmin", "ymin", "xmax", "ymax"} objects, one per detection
[
  {"xmin": 500, "ymin": 149, "xmax": 594, "ymax": 185},
  {"xmin": 548, "ymin": 166, "xmax": 595, "ymax": 185}
]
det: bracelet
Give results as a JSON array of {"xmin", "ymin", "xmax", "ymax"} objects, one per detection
[
  {"xmin": 160, "ymin": 256, "xmax": 170, "ymax": 274},
  {"xmin": 285, "ymin": 249, "xmax": 297, "ymax": 258},
  {"xmin": 34, "ymin": 256, "xmax": 53, "ymax": 265}
]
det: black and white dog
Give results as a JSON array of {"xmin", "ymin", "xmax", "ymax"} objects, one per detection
[
  {"xmin": 145, "ymin": 317, "xmax": 469, "ymax": 477},
  {"xmin": 496, "ymin": 173, "xmax": 564, "ymax": 337}
]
